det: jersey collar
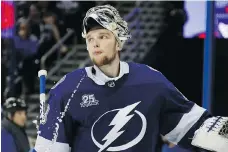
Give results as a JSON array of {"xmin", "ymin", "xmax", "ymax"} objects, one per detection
[{"xmin": 85, "ymin": 61, "xmax": 129, "ymax": 85}]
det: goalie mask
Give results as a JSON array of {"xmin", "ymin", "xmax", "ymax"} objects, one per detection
[{"xmin": 82, "ymin": 5, "xmax": 131, "ymax": 49}]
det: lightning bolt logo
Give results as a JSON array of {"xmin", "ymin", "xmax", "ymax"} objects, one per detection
[
  {"xmin": 91, "ymin": 101, "xmax": 147, "ymax": 152},
  {"xmin": 98, "ymin": 101, "xmax": 141, "ymax": 152}
]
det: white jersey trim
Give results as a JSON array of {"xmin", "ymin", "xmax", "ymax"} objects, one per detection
[
  {"xmin": 85, "ymin": 61, "xmax": 129, "ymax": 85},
  {"xmin": 34, "ymin": 135, "xmax": 71, "ymax": 152},
  {"xmin": 164, "ymin": 104, "xmax": 206, "ymax": 144},
  {"xmin": 146, "ymin": 65, "xmax": 159, "ymax": 72}
]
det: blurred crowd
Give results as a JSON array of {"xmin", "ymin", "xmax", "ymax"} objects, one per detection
[{"xmin": 2, "ymin": 1, "xmax": 97, "ymax": 100}]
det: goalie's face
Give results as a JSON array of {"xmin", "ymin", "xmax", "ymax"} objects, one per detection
[{"xmin": 86, "ymin": 28, "xmax": 120, "ymax": 67}]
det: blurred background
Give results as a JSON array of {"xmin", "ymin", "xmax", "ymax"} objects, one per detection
[{"xmin": 1, "ymin": 1, "xmax": 228, "ymax": 151}]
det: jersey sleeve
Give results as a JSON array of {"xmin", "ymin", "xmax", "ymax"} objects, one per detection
[
  {"xmin": 34, "ymin": 80, "xmax": 75, "ymax": 152},
  {"xmin": 1, "ymin": 128, "xmax": 17, "ymax": 152},
  {"xmin": 159, "ymin": 78, "xmax": 212, "ymax": 150}
]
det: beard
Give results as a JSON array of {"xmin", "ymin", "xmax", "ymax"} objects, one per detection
[{"xmin": 91, "ymin": 52, "xmax": 116, "ymax": 67}]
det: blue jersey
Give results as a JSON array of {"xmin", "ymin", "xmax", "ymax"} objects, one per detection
[
  {"xmin": 1, "ymin": 128, "xmax": 17, "ymax": 152},
  {"xmin": 34, "ymin": 61, "xmax": 211, "ymax": 152}
]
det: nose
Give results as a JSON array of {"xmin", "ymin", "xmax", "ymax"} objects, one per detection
[{"xmin": 93, "ymin": 39, "xmax": 100, "ymax": 48}]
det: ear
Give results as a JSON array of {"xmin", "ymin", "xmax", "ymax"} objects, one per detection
[{"xmin": 116, "ymin": 42, "xmax": 121, "ymax": 51}]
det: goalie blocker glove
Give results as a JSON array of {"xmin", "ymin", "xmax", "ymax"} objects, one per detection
[{"xmin": 191, "ymin": 116, "xmax": 228, "ymax": 152}]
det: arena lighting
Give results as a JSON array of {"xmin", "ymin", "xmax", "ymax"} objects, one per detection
[{"xmin": 1, "ymin": 1, "xmax": 15, "ymax": 38}]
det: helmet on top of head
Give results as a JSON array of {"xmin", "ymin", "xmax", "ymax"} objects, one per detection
[
  {"xmin": 3, "ymin": 97, "xmax": 28, "ymax": 114},
  {"xmin": 82, "ymin": 4, "xmax": 131, "ymax": 49}
]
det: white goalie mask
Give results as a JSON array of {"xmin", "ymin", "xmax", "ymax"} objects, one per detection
[{"xmin": 82, "ymin": 5, "xmax": 131, "ymax": 49}]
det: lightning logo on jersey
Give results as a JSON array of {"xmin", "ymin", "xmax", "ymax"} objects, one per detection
[{"xmin": 91, "ymin": 101, "xmax": 147, "ymax": 152}]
